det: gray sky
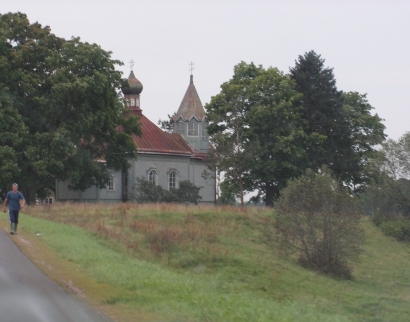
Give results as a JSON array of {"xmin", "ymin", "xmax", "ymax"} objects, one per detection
[{"xmin": 2, "ymin": 1, "xmax": 409, "ymax": 140}]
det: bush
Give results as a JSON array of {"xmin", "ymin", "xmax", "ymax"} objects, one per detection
[
  {"xmin": 379, "ymin": 219, "xmax": 410, "ymax": 242},
  {"xmin": 174, "ymin": 181, "xmax": 202, "ymax": 204},
  {"xmin": 135, "ymin": 178, "xmax": 202, "ymax": 204},
  {"xmin": 273, "ymin": 168, "xmax": 364, "ymax": 279}
]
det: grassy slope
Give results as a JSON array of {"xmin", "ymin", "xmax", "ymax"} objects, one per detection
[{"xmin": 1, "ymin": 204, "xmax": 410, "ymax": 322}]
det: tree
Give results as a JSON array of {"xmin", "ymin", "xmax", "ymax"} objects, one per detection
[
  {"xmin": 0, "ymin": 12, "xmax": 141, "ymax": 203},
  {"xmin": 158, "ymin": 112, "xmax": 176, "ymax": 133},
  {"xmin": 362, "ymin": 133, "xmax": 410, "ymax": 221},
  {"xmin": 218, "ymin": 179, "xmax": 238, "ymax": 205},
  {"xmin": 0, "ymin": 88, "xmax": 28, "ymax": 194},
  {"xmin": 290, "ymin": 51, "xmax": 385, "ymax": 190},
  {"xmin": 207, "ymin": 62, "xmax": 312, "ymax": 206},
  {"xmin": 245, "ymin": 67, "xmax": 314, "ymax": 205},
  {"xmin": 206, "ymin": 62, "xmax": 263, "ymax": 206},
  {"xmin": 272, "ymin": 167, "xmax": 364, "ymax": 279},
  {"xmin": 341, "ymin": 91, "xmax": 386, "ymax": 191}
]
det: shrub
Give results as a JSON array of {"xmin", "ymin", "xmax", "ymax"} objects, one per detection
[
  {"xmin": 379, "ymin": 219, "xmax": 410, "ymax": 242},
  {"xmin": 172, "ymin": 180, "xmax": 202, "ymax": 204},
  {"xmin": 135, "ymin": 178, "xmax": 202, "ymax": 204},
  {"xmin": 273, "ymin": 168, "xmax": 364, "ymax": 279}
]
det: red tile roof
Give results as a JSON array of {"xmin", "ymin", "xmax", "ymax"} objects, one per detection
[{"xmin": 132, "ymin": 113, "xmax": 206, "ymax": 160}]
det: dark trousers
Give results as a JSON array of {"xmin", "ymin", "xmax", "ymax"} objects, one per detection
[{"xmin": 9, "ymin": 210, "xmax": 19, "ymax": 224}]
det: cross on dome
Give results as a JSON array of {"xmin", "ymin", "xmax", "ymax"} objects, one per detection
[{"xmin": 129, "ymin": 59, "xmax": 135, "ymax": 71}]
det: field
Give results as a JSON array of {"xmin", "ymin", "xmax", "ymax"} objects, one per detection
[{"xmin": 1, "ymin": 203, "xmax": 410, "ymax": 322}]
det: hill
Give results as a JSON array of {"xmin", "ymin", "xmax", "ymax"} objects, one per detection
[{"xmin": 2, "ymin": 203, "xmax": 410, "ymax": 322}]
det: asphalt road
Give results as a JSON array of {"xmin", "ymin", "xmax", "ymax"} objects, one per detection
[{"xmin": 0, "ymin": 229, "xmax": 113, "ymax": 322}]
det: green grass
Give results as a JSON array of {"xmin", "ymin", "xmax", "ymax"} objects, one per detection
[{"xmin": 5, "ymin": 203, "xmax": 410, "ymax": 322}]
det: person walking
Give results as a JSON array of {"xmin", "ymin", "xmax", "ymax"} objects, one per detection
[{"xmin": 3, "ymin": 183, "xmax": 25, "ymax": 235}]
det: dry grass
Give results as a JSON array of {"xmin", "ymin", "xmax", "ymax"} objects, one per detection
[{"xmin": 24, "ymin": 202, "xmax": 267, "ymax": 266}]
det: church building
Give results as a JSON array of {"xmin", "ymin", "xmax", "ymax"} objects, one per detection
[{"xmin": 55, "ymin": 69, "xmax": 216, "ymax": 204}]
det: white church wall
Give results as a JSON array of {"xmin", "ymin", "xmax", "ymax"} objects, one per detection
[
  {"xmin": 56, "ymin": 169, "xmax": 123, "ymax": 202},
  {"xmin": 131, "ymin": 154, "xmax": 191, "ymax": 196},
  {"xmin": 98, "ymin": 170, "xmax": 123, "ymax": 201},
  {"xmin": 56, "ymin": 155, "xmax": 215, "ymax": 204},
  {"xmin": 56, "ymin": 181, "xmax": 81, "ymax": 200},
  {"xmin": 80, "ymin": 185, "xmax": 98, "ymax": 200}
]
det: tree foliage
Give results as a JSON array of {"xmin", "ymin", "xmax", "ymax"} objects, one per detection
[
  {"xmin": 206, "ymin": 62, "xmax": 262, "ymax": 205},
  {"xmin": 290, "ymin": 51, "xmax": 385, "ymax": 191},
  {"xmin": 0, "ymin": 12, "xmax": 141, "ymax": 202},
  {"xmin": 158, "ymin": 112, "xmax": 176, "ymax": 133},
  {"xmin": 135, "ymin": 178, "xmax": 202, "ymax": 204},
  {"xmin": 206, "ymin": 62, "xmax": 311, "ymax": 206},
  {"xmin": 362, "ymin": 133, "xmax": 410, "ymax": 240},
  {"xmin": 207, "ymin": 54, "xmax": 384, "ymax": 206},
  {"xmin": 272, "ymin": 168, "xmax": 363, "ymax": 279}
]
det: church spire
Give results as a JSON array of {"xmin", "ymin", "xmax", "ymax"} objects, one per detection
[
  {"xmin": 173, "ymin": 64, "xmax": 209, "ymax": 153},
  {"xmin": 174, "ymin": 63, "xmax": 205, "ymax": 122}
]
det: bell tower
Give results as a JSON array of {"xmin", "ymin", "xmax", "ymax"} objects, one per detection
[{"xmin": 173, "ymin": 63, "xmax": 209, "ymax": 153}]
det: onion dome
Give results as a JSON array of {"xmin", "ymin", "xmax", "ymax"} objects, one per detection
[{"xmin": 122, "ymin": 71, "xmax": 143, "ymax": 95}]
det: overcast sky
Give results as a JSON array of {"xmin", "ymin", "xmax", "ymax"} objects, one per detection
[{"xmin": 2, "ymin": 1, "xmax": 409, "ymax": 140}]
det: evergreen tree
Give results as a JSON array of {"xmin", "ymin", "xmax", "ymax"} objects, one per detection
[{"xmin": 290, "ymin": 51, "xmax": 385, "ymax": 189}]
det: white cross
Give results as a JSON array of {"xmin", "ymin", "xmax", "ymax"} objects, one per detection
[{"xmin": 130, "ymin": 59, "xmax": 135, "ymax": 70}]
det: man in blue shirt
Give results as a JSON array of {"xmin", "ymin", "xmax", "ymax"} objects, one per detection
[{"xmin": 2, "ymin": 183, "xmax": 25, "ymax": 235}]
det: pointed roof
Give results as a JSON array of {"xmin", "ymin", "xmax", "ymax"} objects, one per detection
[{"xmin": 174, "ymin": 75, "xmax": 205, "ymax": 121}]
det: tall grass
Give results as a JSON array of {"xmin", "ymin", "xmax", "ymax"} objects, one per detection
[{"xmin": 8, "ymin": 203, "xmax": 410, "ymax": 322}]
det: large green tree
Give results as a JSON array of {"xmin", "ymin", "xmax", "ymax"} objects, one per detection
[
  {"xmin": 245, "ymin": 67, "xmax": 317, "ymax": 205},
  {"xmin": 0, "ymin": 12, "xmax": 141, "ymax": 203},
  {"xmin": 206, "ymin": 62, "xmax": 311, "ymax": 206},
  {"xmin": 206, "ymin": 62, "xmax": 263, "ymax": 206},
  {"xmin": 290, "ymin": 51, "xmax": 385, "ymax": 190},
  {"xmin": 341, "ymin": 91, "xmax": 386, "ymax": 191}
]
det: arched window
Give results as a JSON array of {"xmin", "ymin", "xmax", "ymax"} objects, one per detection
[
  {"xmin": 188, "ymin": 120, "xmax": 199, "ymax": 136},
  {"xmin": 131, "ymin": 98, "xmax": 136, "ymax": 106},
  {"xmin": 148, "ymin": 169, "xmax": 158, "ymax": 185},
  {"xmin": 168, "ymin": 170, "xmax": 178, "ymax": 190}
]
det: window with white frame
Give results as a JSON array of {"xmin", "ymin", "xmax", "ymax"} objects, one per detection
[
  {"xmin": 130, "ymin": 98, "xmax": 136, "ymax": 106},
  {"xmin": 188, "ymin": 120, "xmax": 199, "ymax": 136},
  {"xmin": 108, "ymin": 177, "xmax": 115, "ymax": 191},
  {"xmin": 168, "ymin": 170, "xmax": 178, "ymax": 190},
  {"xmin": 148, "ymin": 169, "xmax": 158, "ymax": 185}
]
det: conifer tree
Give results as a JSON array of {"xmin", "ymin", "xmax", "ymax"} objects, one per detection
[{"xmin": 290, "ymin": 51, "xmax": 385, "ymax": 189}]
